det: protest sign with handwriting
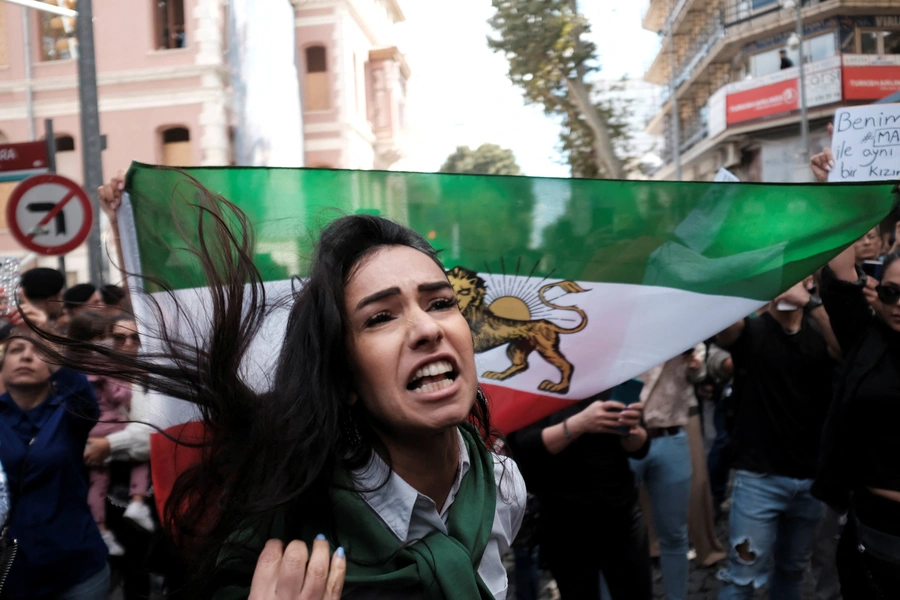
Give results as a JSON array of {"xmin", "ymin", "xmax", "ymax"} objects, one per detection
[{"xmin": 828, "ymin": 104, "xmax": 900, "ymax": 183}]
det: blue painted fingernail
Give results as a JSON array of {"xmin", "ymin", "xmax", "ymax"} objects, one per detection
[
  {"xmin": 315, "ymin": 534, "xmax": 326, "ymax": 541},
  {"xmin": 336, "ymin": 547, "xmax": 345, "ymax": 559}
]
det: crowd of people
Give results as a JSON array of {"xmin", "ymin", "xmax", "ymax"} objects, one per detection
[{"xmin": 0, "ymin": 144, "xmax": 896, "ymax": 600}]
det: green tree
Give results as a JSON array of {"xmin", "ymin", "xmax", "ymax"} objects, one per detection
[
  {"xmin": 439, "ymin": 143, "xmax": 522, "ymax": 176},
  {"xmin": 487, "ymin": 0, "xmax": 632, "ymax": 179}
]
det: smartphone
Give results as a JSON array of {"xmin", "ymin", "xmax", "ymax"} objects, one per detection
[
  {"xmin": 610, "ymin": 378, "xmax": 644, "ymax": 434},
  {"xmin": 0, "ymin": 258, "xmax": 19, "ymax": 317},
  {"xmin": 862, "ymin": 260, "xmax": 884, "ymax": 281},
  {"xmin": 610, "ymin": 378, "xmax": 644, "ymax": 406},
  {"xmin": 775, "ymin": 300, "xmax": 800, "ymax": 312}
]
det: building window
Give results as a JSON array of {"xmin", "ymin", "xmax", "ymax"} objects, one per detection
[
  {"xmin": 155, "ymin": 0, "xmax": 186, "ymax": 50},
  {"xmin": 55, "ymin": 136, "xmax": 75, "ymax": 152},
  {"xmin": 39, "ymin": 7, "xmax": 77, "ymax": 61},
  {"xmin": 161, "ymin": 127, "xmax": 191, "ymax": 166},
  {"xmin": 857, "ymin": 29, "xmax": 900, "ymax": 54},
  {"xmin": 887, "ymin": 32, "xmax": 900, "ymax": 55},
  {"xmin": 749, "ymin": 31, "xmax": 836, "ymax": 77},
  {"xmin": 304, "ymin": 45, "xmax": 330, "ymax": 111},
  {"xmin": 54, "ymin": 135, "xmax": 79, "ymax": 180}
]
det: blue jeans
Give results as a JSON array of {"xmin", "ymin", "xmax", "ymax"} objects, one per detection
[
  {"xmin": 54, "ymin": 563, "xmax": 110, "ymax": 600},
  {"xmin": 631, "ymin": 429, "xmax": 692, "ymax": 600},
  {"xmin": 717, "ymin": 471, "xmax": 825, "ymax": 600}
]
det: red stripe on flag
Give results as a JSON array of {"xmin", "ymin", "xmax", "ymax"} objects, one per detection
[{"xmin": 481, "ymin": 383, "xmax": 578, "ymax": 434}]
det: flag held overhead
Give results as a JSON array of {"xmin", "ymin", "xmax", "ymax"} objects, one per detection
[{"xmin": 120, "ymin": 163, "xmax": 897, "ymax": 433}]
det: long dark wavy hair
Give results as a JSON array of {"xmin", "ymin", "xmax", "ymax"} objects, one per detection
[{"xmin": 24, "ymin": 170, "xmax": 495, "ymax": 589}]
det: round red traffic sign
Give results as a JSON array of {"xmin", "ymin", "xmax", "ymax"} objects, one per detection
[{"xmin": 6, "ymin": 174, "xmax": 93, "ymax": 256}]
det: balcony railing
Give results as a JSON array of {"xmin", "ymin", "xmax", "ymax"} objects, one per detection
[
  {"xmin": 650, "ymin": 0, "xmax": 837, "ymax": 119},
  {"xmin": 675, "ymin": 12, "xmax": 726, "ymax": 88}
]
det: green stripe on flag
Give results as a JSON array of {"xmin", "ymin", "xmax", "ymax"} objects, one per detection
[{"xmin": 124, "ymin": 163, "xmax": 896, "ymax": 300}]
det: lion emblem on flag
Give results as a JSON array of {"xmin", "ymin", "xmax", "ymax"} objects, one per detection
[{"xmin": 446, "ymin": 266, "xmax": 588, "ymax": 394}]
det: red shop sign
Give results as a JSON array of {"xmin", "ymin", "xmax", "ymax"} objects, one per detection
[
  {"xmin": 0, "ymin": 141, "xmax": 48, "ymax": 173},
  {"xmin": 726, "ymin": 78, "xmax": 799, "ymax": 125},
  {"xmin": 842, "ymin": 65, "xmax": 900, "ymax": 101}
]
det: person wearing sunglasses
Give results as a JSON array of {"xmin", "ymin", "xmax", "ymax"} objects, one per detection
[{"xmin": 813, "ymin": 238, "xmax": 900, "ymax": 598}]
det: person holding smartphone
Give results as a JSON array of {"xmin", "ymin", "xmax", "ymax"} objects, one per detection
[
  {"xmin": 811, "ymin": 137, "xmax": 900, "ymax": 599},
  {"xmin": 506, "ymin": 394, "xmax": 650, "ymax": 599}
]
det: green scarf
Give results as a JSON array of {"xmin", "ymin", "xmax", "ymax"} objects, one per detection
[
  {"xmin": 325, "ymin": 423, "xmax": 498, "ymax": 599},
  {"xmin": 213, "ymin": 423, "xmax": 498, "ymax": 599}
]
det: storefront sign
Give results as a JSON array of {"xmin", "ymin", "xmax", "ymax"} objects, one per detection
[
  {"xmin": 726, "ymin": 75, "xmax": 798, "ymax": 125},
  {"xmin": 806, "ymin": 56, "xmax": 843, "ymax": 108},
  {"xmin": 842, "ymin": 54, "xmax": 900, "ymax": 101}
]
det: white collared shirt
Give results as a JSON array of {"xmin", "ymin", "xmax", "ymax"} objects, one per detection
[{"xmin": 352, "ymin": 430, "xmax": 527, "ymax": 599}]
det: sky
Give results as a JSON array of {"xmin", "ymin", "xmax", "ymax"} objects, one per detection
[{"xmin": 395, "ymin": 1, "xmax": 660, "ymax": 177}]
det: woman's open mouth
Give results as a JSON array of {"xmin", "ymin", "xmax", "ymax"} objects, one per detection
[{"xmin": 407, "ymin": 359, "xmax": 459, "ymax": 394}]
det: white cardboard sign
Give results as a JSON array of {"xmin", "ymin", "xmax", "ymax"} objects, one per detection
[{"xmin": 828, "ymin": 104, "xmax": 900, "ymax": 182}]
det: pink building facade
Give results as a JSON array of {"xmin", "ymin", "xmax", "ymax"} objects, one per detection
[{"xmin": 0, "ymin": 0, "xmax": 409, "ymax": 281}]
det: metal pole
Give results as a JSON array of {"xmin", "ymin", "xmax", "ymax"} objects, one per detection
[
  {"xmin": 22, "ymin": 6, "xmax": 35, "ymax": 141},
  {"xmin": 45, "ymin": 119, "xmax": 67, "ymax": 277},
  {"xmin": 75, "ymin": 0, "xmax": 105, "ymax": 284},
  {"xmin": 796, "ymin": 2, "xmax": 809, "ymax": 164},
  {"xmin": 667, "ymin": 0, "xmax": 682, "ymax": 180}
]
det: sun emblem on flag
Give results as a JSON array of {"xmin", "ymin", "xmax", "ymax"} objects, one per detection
[{"xmin": 446, "ymin": 265, "xmax": 588, "ymax": 395}]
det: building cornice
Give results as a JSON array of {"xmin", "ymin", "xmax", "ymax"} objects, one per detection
[
  {"xmin": 0, "ymin": 63, "xmax": 226, "ymax": 94},
  {"xmin": 0, "ymin": 87, "xmax": 221, "ymax": 120},
  {"xmin": 369, "ymin": 46, "xmax": 411, "ymax": 79}
]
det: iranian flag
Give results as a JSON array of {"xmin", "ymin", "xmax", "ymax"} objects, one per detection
[{"xmin": 119, "ymin": 163, "xmax": 897, "ymax": 434}]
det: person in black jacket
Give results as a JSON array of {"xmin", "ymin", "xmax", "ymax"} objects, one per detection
[
  {"xmin": 814, "ymin": 243, "xmax": 900, "ymax": 599},
  {"xmin": 506, "ymin": 394, "xmax": 650, "ymax": 600}
]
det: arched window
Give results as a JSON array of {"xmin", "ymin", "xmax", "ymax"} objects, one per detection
[
  {"xmin": 53, "ymin": 135, "xmax": 79, "ymax": 180},
  {"xmin": 55, "ymin": 135, "xmax": 75, "ymax": 152},
  {"xmin": 161, "ymin": 127, "xmax": 191, "ymax": 166},
  {"xmin": 304, "ymin": 45, "xmax": 330, "ymax": 111}
]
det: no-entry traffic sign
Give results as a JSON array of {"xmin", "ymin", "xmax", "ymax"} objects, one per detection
[{"xmin": 6, "ymin": 174, "xmax": 93, "ymax": 256}]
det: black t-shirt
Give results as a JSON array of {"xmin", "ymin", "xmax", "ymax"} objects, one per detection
[
  {"xmin": 506, "ymin": 397, "xmax": 650, "ymax": 521},
  {"xmin": 850, "ymin": 335, "xmax": 900, "ymax": 490},
  {"xmin": 729, "ymin": 312, "xmax": 835, "ymax": 479}
]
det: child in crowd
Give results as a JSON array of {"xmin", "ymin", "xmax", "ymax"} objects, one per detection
[{"xmin": 67, "ymin": 311, "xmax": 151, "ymax": 556}]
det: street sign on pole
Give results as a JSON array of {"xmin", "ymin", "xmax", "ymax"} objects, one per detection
[
  {"xmin": 5, "ymin": 174, "xmax": 94, "ymax": 256},
  {"xmin": 0, "ymin": 141, "xmax": 49, "ymax": 182}
]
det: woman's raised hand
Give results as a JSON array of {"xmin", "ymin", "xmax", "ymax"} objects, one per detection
[
  {"xmin": 810, "ymin": 124, "xmax": 835, "ymax": 182},
  {"xmin": 97, "ymin": 170, "xmax": 126, "ymax": 222},
  {"xmin": 249, "ymin": 536, "xmax": 345, "ymax": 600}
]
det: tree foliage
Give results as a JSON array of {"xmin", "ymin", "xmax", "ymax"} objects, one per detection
[
  {"xmin": 439, "ymin": 143, "xmax": 522, "ymax": 176},
  {"xmin": 487, "ymin": 0, "xmax": 633, "ymax": 178}
]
